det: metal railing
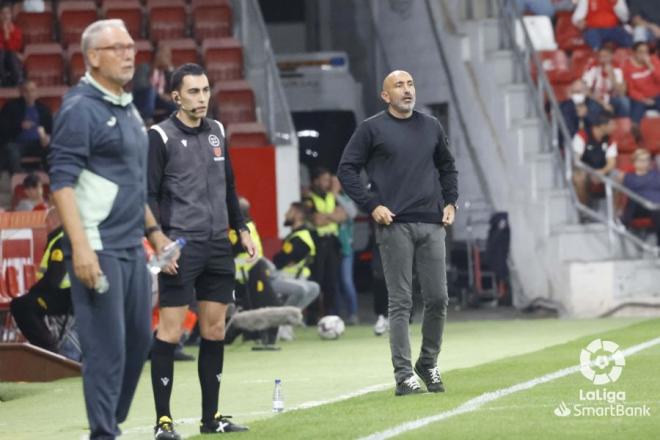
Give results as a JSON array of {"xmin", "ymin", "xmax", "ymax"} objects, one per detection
[
  {"xmin": 495, "ymin": 0, "xmax": 660, "ymax": 256},
  {"xmin": 229, "ymin": 0, "xmax": 297, "ymax": 148}
]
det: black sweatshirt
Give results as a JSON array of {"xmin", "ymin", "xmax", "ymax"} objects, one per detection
[{"xmin": 337, "ymin": 110, "xmax": 458, "ymax": 224}]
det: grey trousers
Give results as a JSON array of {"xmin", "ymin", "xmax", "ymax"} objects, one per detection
[
  {"xmin": 376, "ymin": 223, "xmax": 449, "ymax": 384},
  {"xmin": 270, "ymin": 273, "xmax": 320, "ymax": 310}
]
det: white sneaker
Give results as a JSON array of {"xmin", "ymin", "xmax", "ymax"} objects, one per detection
[
  {"xmin": 373, "ymin": 315, "xmax": 389, "ymax": 336},
  {"xmin": 277, "ymin": 325, "xmax": 295, "ymax": 341}
]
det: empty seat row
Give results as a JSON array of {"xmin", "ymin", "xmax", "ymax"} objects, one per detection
[
  {"xmin": 22, "ymin": 37, "xmax": 243, "ymax": 87},
  {"xmin": 15, "ymin": 0, "xmax": 232, "ymax": 46}
]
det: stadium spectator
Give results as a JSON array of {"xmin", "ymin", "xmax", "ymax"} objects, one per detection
[
  {"xmin": 14, "ymin": 172, "xmax": 47, "ymax": 211},
  {"xmin": 572, "ymin": 0, "xmax": 633, "ymax": 50},
  {"xmin": 513, "ymin": 0, "xmax": 555, "ymax": 16},
  {"xmin": 0, "ymin": 79, "xmax": 52, "ymax": 174},
  {"xmin": 623, "ymin": 41, "xmax": 660, "ymax": 123},
  {"xmin": 629, "ymin": 0, "xmax": 660, "ymax": 44},
  {"xmin": 133, "ymin": 43, "xmax": 176, "ymax": 124},
  {"xmin": 338, "ymin": 70, "xmax": 458, "ymax": 396},
  {"xmin": 332, "ymin": 176, "xmax": 359, "ymax": 325},
  {"xmin": 621, "ymin": 148, "xmax": 660, "ymax": 244},
  {"xmin": 9, "ymin": 227, "xmax": 74, "ymax": 356},
  {"xmin": 560, "ymin": 79, "xmax": 603, "ymax": 138},
  {"xmin": 572, "ymin": 114, "xmax": 618, "ymax": 206},
  {"xmin": 304, "ymin": 167, "xmax": 346, "ymax": 323},
  {"xmin": 582, "ymin": 46, "xmax": 631, "ymax": 117},
  {"xmin": 48, "ymin": 19, "xmax": 175, "ymax": 440},
  {"xmin": 0, "ymin": 2, "xmax": 23, "ymax": 86}
]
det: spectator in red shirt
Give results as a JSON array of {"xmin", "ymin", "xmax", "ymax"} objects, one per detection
[
  {"xmin": 0, "ymin": 2, "xmax": 24, "ymax": 86},
  {"xmin": 15, "ymin": 172, "xmax": 48, "ymax": 212},
  {"xmin": 572, "ymin": 0, "xmax": 633, "ymax": 50},
  {"xmin": 623, "ymin": 41, "xmax": 660, "ymax": 123}
]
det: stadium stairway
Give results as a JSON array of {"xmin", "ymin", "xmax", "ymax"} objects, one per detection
[
  {"xmin": 448, "ymin": 1, "xmax": 660, "ymax": 317},
  {"xmin": 364, "ymin": 0, "xmax": 660, "ymax": 317}
]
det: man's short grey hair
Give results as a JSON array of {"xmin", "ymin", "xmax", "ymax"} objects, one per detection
[{"xmin": 81, "ymin": 19, "xmax": 128, "ymax": 69}]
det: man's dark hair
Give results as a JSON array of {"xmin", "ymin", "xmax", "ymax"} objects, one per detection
[
  {"xmin": 311, "ymin": 166, "xmax": 331, "ymax": 181},
  {"xmin": 593, "ymin": 114, "xmax": 612, "ymax": 127},
  {"xmin": 290, "ymin": 201, "xmax": 310, "ymax": 219},
  {"xmin": 23, "ymin": 173, "xmax": 41, "ymax": 189},
  {"xmin": 598, "ymin": 46, "xmax": 614, "ymax": 54},
  {"xmin": 632, "ymin": 41, "xmax": 648, "ymax": 53},
  {"xmin": 170, "ymin": 63, "xmax": 207, "ymax": 92}
]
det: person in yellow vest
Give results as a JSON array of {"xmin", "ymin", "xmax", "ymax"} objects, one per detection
[
  {"xmin": 304, "ymin": 167, "xmax": 346, "ymax": 323},
  {"xmin": 10, "ymin": 227, "xmax": 74, "ymax": 355},
  {"xmin": 230, "ymin": 197, "xmax": 264, "ymax": 286},
  {"xmin": 271, "ymin": 202, "xmax": 320, "ymax": 309}
]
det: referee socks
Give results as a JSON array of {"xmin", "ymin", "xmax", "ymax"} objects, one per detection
[
  {"xmin": 198, "ymin": 338, "xmax": 225, "ymax": 423},
  {"xmin": 151, "ymin": 337, "xmax": 177, "ymax": 420}
]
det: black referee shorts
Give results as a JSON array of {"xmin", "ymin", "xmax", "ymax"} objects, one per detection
[{"xmin": 158, "ymin": 238, "xmax": 236, "ymax": 308}]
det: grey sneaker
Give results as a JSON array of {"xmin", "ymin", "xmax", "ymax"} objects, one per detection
[
  {"xmin": 414, "ymin": 361, "xmax": 445, "ymax": 393},
  {"xmin": 395, "ymin": 375, "xmax": 423, "ymax": 396}
]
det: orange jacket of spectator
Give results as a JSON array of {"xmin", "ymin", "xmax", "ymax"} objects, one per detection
[
  {"xmin": 623, "ymin": 57, "xmax": 660, "ymax": 101},
  {"xmin": 0, "ymin": 23, "xmax": 22, "ymax": 52},
  {"xmin": 572, "ymin": 0, "xmax": 629, "ymax": 29}
]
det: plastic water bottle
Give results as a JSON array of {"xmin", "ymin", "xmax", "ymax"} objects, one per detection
[
  {"xmin": 148, "ymin": 238, "xmax": 186, "ymax": 275},
  {"xmin": 95, "ymin": 273, "xmax": 109, "ymax": 294},
  {"xmin": 272, "ymin": 379, "xmax": 284, "ymax": 413}
]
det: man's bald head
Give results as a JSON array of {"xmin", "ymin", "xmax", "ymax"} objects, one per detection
[{"xmin": 381, "ymin": 70, "xmax": 416, "ymax": 118}]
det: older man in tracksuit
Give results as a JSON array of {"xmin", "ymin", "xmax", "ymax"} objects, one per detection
[{"xmin": 49, "ymin": 20, "xmax": 174, "ymax": 439}]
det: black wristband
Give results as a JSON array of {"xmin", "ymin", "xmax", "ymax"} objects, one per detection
[{"xmin": 145, "ymin": 225, "xmax": 161, "ymax": 237}]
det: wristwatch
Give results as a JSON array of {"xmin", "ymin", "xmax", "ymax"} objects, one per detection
[{"xmin": 145, "ymin": 225, "xmax": 161, "ymax": 237}]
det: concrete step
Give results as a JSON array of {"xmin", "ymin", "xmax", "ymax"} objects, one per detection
[
  {"xmin": 529, "ymin": 152, "xmax": 557, "ymax": 193},
  {"xmin": 485, "ymin": 50, "xmax": 515, "ymax": 85},
  {"xmin": 551, "ymin": 223, "xmax": 621, "ymax": 261},
  {"xmin": 511, "ymin": 117, "xmax": 543, "ymax": 162},
  {"xmin": 541, "ymin": 188, "xmax": 574, "ymax": 229},
  {"xmin": 503, "ymin": 84, "xmax": 529, "ymax": 127}
]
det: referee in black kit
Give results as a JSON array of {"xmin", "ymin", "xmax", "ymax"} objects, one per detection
[{"xmin": 147, "ymin": 63, "xmax": 256, "ymax": 439}]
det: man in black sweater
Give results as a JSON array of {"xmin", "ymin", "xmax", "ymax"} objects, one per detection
[{"xmin": 338, "ymin": 70, "xmax": 458, "ymax": 396}]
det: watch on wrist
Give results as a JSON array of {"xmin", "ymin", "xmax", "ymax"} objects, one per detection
[{"xmin": 145, "ymin": 225, "xmax": 161, "ymax": 237}]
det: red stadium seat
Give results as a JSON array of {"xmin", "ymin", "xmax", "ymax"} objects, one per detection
[
  {"xmin": 23, "ymin": 43, "xmax": 65, "ymax": 86},
  {"xmin": 67, "ymin": 44, "xmax": 86, "ymax": 85},
  {"xmin": 640, "ymin": 117, "xmax": 660, "ymax": 154},
  {"xmin": 227, "ymin": 122, "xmax": 269, "ymax": 147},
  {"xmin": 0, "ymin": 88, "xmax": 20, "ymax": 109},
  {"xmin": 147, "ymin": 0, "xmax": 187, "ymax": 41},
  {"xmin": 631, "ymin": 217, "xmax": 654, "ymax": 230},
  {"xmin": 551, "ymin": 82, "xmax": 569, "ymax": 102},
  {"xmin": 135, "ymin": 40, "xmax": 155, "ymax": 66},
  {"xmin": 537, "ymin": 50, "xmax": 572, "ymax": 84},
  {"xmin": 612, "ymin": 48, "xmax": 632, "ymax": 68},
  {"xmin": 15, "ymin": 5, "xmax": 53, "ymax": 44},
  {"xmin": 202, "ymin": 37, "xmax": 243, "ymax": 83},
  {"xmin": 616, "ymin": 154, "xmax": 634, "ymax": 173},
  {"xmin": 212, "ymin": 80, "xmax": 257, "ymax": 124},
  {"xmin": 192, "ymin": 0, "xmax": 232, "ymax": 41},
  {"xmin": 58, "ymin": 1, "xmax": 99, "ymax": 47},
  {"xmin": 38, "ymin": 86, "xmax": 70, "ymax": 114},
  {"xmin": 103, "ymin": 0, "xmax": 144, "ymax": 39},
  {"xmin": 5, "ymin": 267, "xmax": 20, "ymax": 298},
  {"xmin": 570, "ymin": 49, "xmax": 596, "ymax": 80},
  {"xmin": 23, "ymin": 264, "xmax": 37, "ymax": 291},
  {"xmin": 611, "ymin": 118, "xmax": 637, "ymax": 153},
  {"xmin": 161, "ymin": 38, "xmax": 198, "ymax": 66},
  {"xmin": 555, "ymin": 12, "xmax": 588, "ymax": 52}
]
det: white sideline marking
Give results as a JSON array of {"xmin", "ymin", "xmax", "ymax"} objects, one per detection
[{"xmin": 359, "ymin": 336, "xmax": 660, "ymax": 440}]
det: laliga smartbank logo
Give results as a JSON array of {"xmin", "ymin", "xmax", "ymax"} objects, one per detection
[{"xmin": 553, "ymin": 339, "xmax": 651, "ymax": 418}]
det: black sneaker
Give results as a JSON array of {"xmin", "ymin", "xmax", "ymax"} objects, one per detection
[
  {"xmin": 414, "ymin": 361, "xmax": 445, "ymax": 393},
  {"xmin": 395, "ymin": 375, "xmax": 424, "ymax": 396},
  {"xmin": 154, "ymin": 416, "xmax": 181, "ymax": 440},
  {"xmin": 200, "ymin": 413, "xmax": 249, "ymax": 434}
]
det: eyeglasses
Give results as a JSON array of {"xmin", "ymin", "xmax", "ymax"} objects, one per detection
[{"xmin": 93, "ymin": 44, "xmax": 136, "ymax": 55}]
